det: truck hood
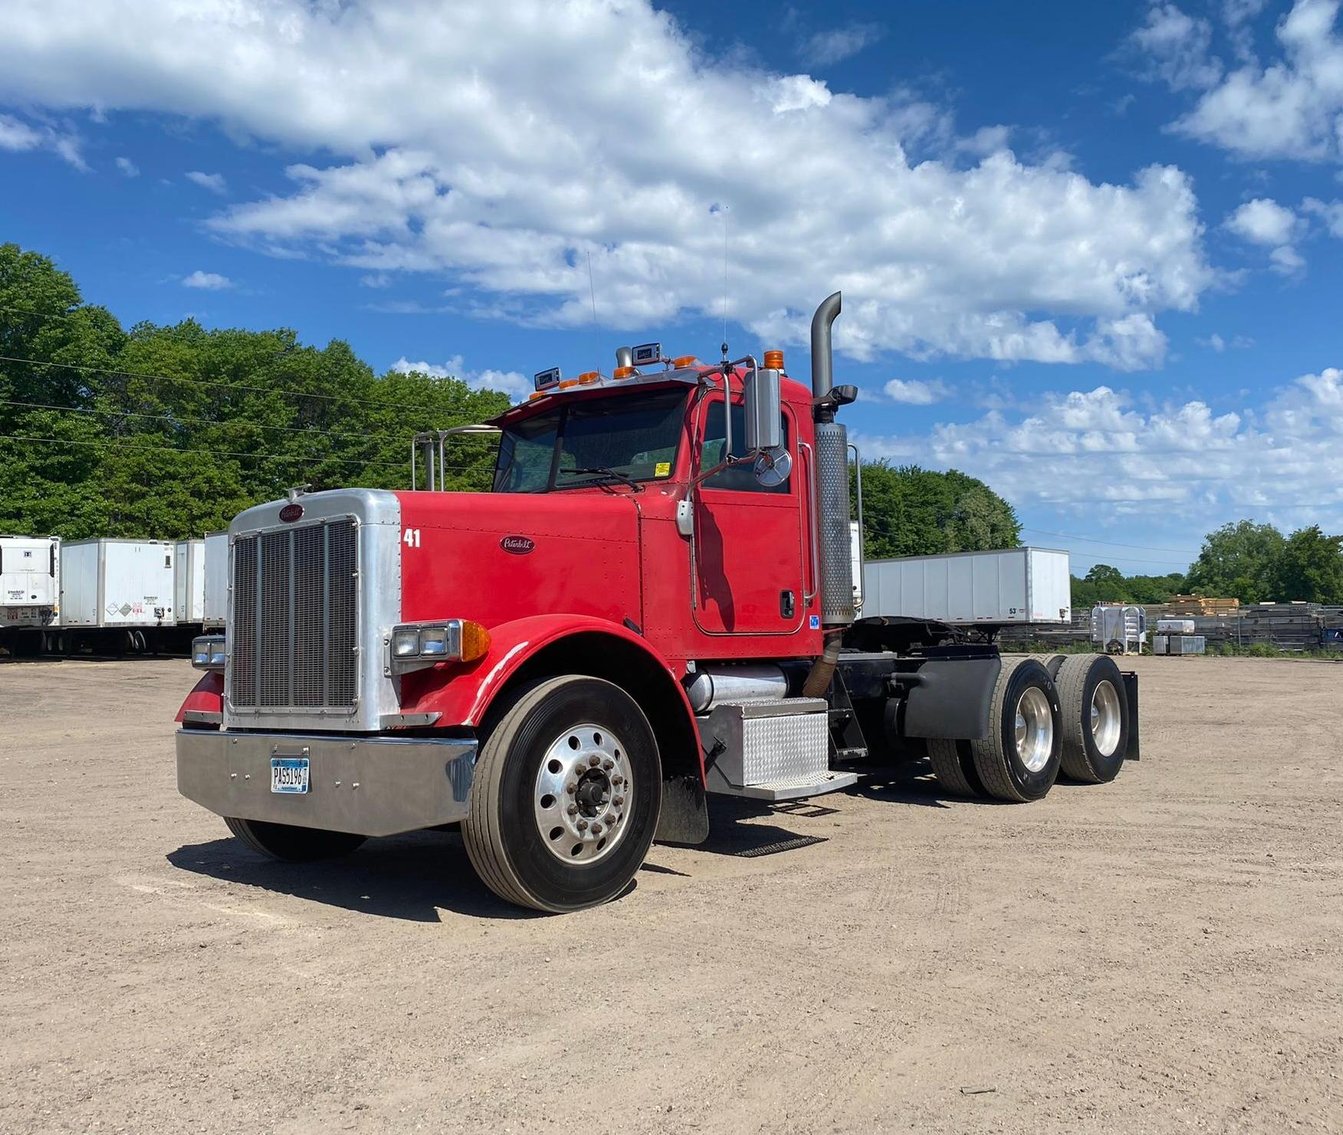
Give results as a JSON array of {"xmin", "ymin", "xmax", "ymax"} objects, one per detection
[{"xmin": 396, "ymin": 489, "xmax": 645, "ymax": 631}]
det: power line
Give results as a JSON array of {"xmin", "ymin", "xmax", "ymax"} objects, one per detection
[
  {"xmin": 1021, "ymin": 527, "xmax": 1199, "ymax": 555},
  {"xmin": 0, "ymin": 431, "xmax": 481, "ymax": 474},
  {"xmin": 0, "ymin": 350, "xmax": 505, "ymax": 418},
  {"xmin": 0, "ymin": 395, "xmax": 483, "ymax": 448}
]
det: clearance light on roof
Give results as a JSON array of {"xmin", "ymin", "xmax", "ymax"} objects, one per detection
[
  {"xmin": 558, "ymin": 378, "xmax": 581, "ymax": 390},
  {"xmin": 672, "ymin": 355, "xmax": 697, "ymax": 369},
  {"xmin": 764, "ymin": 349, "xmax": 784, "ymax": 370},
  {"xmin": 613, "ymin": 366, "xmax": 635, "ymax": 379},
  {"xmin": 577, "ymin": 371, "xmax": 601, "ymax": 385}
]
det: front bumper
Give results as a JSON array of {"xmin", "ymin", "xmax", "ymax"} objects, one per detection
[{"xmin": 176, "ymin": 729, "xmax": 477, "ymax": 837}]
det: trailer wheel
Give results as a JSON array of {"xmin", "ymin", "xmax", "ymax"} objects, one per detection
[
  {"xmin": 223, "ymin": 817, "xmax": 367, "ymax": 861},
  {"xmin": 1054, "ymin": 655, "xmax": 1128, "ymax": 783},
  {"xmin": 970, "ymin": 657, "xmax": 1061, "ymax": 802},
  {"xmin": 927, "ymin": 739, "xmax": 984, "ymax": 798},
  {"xmin": 462, "ymin": 676, "xmax": 661, "ymax": 913}
]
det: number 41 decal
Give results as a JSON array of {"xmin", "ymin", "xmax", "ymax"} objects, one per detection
[{"xmin": 403, "ymin": 528, "xmax": 422, "ymax": 548}]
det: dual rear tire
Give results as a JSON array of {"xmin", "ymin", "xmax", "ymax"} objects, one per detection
[{"xmin": 930, "ymin": 654, "xmax": 1129, "ymax": 802}]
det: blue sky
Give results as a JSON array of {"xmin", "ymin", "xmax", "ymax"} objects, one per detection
[{"xmin": 4, "ymin": 0, "xmax": 1343, "ymax": 575}]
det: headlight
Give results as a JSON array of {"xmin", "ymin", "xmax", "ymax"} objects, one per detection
[
  {"xmin": 191, "ymin": 634, "xmax": 226, "ymax": 671},
  {"xmin": 388, "ymin": 620, "xmax": 490, "ymax": 673}
]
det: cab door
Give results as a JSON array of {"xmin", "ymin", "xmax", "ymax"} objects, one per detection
[{"xmin": 689, "ymin": 394, "xmax": 809, "ymax": 636}]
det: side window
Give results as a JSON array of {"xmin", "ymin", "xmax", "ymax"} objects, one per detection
[{"xmin": 700, "ymin": 401, "xmax": 790, "ymax": 494}]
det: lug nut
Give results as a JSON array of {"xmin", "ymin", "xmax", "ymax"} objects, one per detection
[
  {"xmin": 602, "ymin": 759, "xmax": 614, "ymax": 770},
  {"xmin": 591, "ymin": 824, "xmax": 602, "ymax": 835},
  {"xmin": 614, "ymin": 795, "xmax": 624, "ymax": 806},
  {"xmin": 612, "ymin": 776, "xmax": 623, "ymax": 786},
  {"xmin": 567, "ymin": 804, "xmax": 578, "ymax": 816},
  {"xmin": 588, "ymin": 754, "xmax": 600, "ymax": 767},
  {"xmin": 566, "ymin": 783, "xmax": 577, "ymax": 794},
  {"xmin": 577, "ymin": 820, "xmax": 588, "ymax": 831}
]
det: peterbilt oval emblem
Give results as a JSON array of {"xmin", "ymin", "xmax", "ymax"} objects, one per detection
[
  {"xmin": 500, "ymin": 536, "xmax": 534, "ymax": 555},
  {"xmin": 279, "ymin": 503, "xmax": 304, "ymax": 523}
]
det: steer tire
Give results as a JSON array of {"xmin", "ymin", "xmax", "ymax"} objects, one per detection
[
  {"xmin": 970, "ymin": 657, "xmax": 1062, "ymax": 803},
  {"xmin": 927, "ymin": 738, "xmax": 984, "ymax": 798},
  {"xmin": 1055, "ymin": 654, "xmax": 1129, "ymax": 784},
  {"xmin": 223, "ymin": 817, "xmax": 366, "ymax": 861},
  {"xmin": 462, "ymin": 676, "xmax": 661, "ymax": 914}
]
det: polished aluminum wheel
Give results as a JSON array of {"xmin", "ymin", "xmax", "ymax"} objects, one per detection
[
  {"xmin": 1014, "ymin": 686, "xmax": 1055, "ymax": 773},
  {"xmin": 1090, "ymin": 679, "xmax": 1122, "ymax": 757},
  {"xmin": 533, "ymin": 723, "xmax": 633, "ymax": 865}
]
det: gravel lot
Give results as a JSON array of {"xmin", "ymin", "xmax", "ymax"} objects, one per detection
[{"xmin": 2, "ymin": 655, "xmax": 1340, "ymax": 1134}]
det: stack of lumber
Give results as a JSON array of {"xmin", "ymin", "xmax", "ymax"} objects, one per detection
[
  {"xmin": 1152, "ymin": 595, "xmax": 1241, "ymax": 618},
  {"xmin": 1230, "ymin": 602, "xmax": 1324, "ymax": 652}
]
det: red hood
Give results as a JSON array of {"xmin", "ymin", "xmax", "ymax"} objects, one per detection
[{"xmin": 396, "ymin": 490, "xmax": 644, "ymax": 631}]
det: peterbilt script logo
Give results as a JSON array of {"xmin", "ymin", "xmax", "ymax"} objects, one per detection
[
  {"xmin": 500, "ymin": 536, "xmax": 535, "ymax": 555},
  {"xmin": 279, "ymin": 503, "xmax": 304, "ymax": 523}
]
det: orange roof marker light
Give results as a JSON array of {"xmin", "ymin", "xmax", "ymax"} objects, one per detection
[
  {"xmin": 613, "ymin": 365, "xmax": 636, "ymax": 379},
  {"xmin": 577, "ymin": 371, "xmax": 601, "ymax": 385},
  {"xmin": 763, "ymin": 349, "xmax": 784, "ymax": 371},
  {"xmin": 557, "ymin": 378, "xmax": 581, "ymax": 390},
  {"xmin": 672, "ymin": 355, "xmax": 697, "ymax": 369}
]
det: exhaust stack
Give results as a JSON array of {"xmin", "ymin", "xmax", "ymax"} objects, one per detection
[{"xmin": 809, "ymin": 292, "xmax": 855, "ymax": 628}]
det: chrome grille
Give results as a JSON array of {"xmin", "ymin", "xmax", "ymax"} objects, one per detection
[{"xmin": 230, "ymin": 519, "xmax": 358, "ymax": 711}]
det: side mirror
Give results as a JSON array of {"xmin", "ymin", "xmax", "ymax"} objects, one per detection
[{"xmin": 743, "ymin": 366, "xmax": 782, "ymax": 451}]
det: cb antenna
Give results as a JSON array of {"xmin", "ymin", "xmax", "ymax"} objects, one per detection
[{"xmin": 712, "ymin": 203, "xmax": 730, "ymax": 359}]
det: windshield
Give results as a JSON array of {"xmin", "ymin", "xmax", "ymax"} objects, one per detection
[{"xmin": 493, "ymin": 388, "xmax": 688, "ymax": 493}]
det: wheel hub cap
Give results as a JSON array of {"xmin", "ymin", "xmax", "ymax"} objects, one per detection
[
  {"xmin": 1090, "ymin": 680, "xmax": 1122, "ymax": 757},
  {"xmin": 533, "ymin": 724, "xmax": 632, "ymax": 864},
  {"xmin": 1014, "ymin": 686, "xmax": 1054, "ymax": 773}
]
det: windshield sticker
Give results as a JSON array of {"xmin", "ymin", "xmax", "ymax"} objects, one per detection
[{"xmin": 654, "ymin": 461, "xmax": 671, "ymax": 477}]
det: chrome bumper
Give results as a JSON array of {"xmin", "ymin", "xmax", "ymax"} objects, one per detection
[{"xmin": 176, "ymin": 729, "xmax": 477, "ymax": 837}]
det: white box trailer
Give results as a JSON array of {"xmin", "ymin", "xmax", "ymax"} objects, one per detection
[
  {"xmin": 0, "ymin": 535, "xmax": 60, "ymax": 628},
  {"xmin": 60, "ymin": 539, "xmax": 179, "ymax": 627},
  {"xmin": 174, "ymin": 539, "xmax": 206, "ymax": 624},
  {"xmin": 202, "ymin": 531, "xmax": 228, "ymax": 628},
  {"xmin": 862, "ymin": 547, "xmax": 1071, "ymax": 625}
]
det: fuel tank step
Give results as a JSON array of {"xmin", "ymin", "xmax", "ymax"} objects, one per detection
[{"xmin": 700, "ymin": 698, "xmax": 858, "ymax": 802}]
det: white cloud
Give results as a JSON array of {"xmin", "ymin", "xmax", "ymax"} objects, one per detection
[
  {"xmin": 852, "ymin": 368, "xmax": 1343, "ymax": 530},
  {"xmin": 0, "ymin": 112, "xmax": 85, "ymax": 169},
  {"xmin": 181, "ymin": 270, "xmax": 233, "ymax": 289},
  {"xmin": 1225, "ymin": 197, "xmax": 1305, "ymax": 273},
  {"xmin": 360, "ymin": 272, "xmax": 392, "ymax": 289},
  {"xmin": 1198, "ymin": 331, "xmax": 1255, "ymax": 351},
  {"xmin": 1158, "ymin": 0, "xmax": 1343, "ymax": 161},
  {"xmin": 114, "ymin": 155, "xmax": 139, "ymax": 177},
  {"xmin": 0, "ymin": 0, "xmax": 1213, "ymax": 369},
  {"xmin": 1303, "ymin": 196, "xmax": 1343, "ymax": 235},
  {"xmin": 802, "ymin": 23, "xmax": 884, "ymax": 67},
  {"xmin": 390, "ymin": 354, "xmax": 530, "ymax": 402},
  {"xmin": 883, "ymin": 378, "xmax": 949, "ymax": 404},
  {"xmin": 185, "ymin": 170, "xmax": 227, "ymax": 194},
  {"xmin": 1130, "ymin": 4, "xmax": 1222, "ymax": 90}
]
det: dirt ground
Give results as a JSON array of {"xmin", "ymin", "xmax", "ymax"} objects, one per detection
[{"xmin": 2, "ymin": 656, "xmax": 1340, "ymax": 1134}]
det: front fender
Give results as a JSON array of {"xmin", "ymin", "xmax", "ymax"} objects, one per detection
[
  {"xmin": 397, "ymin": 613, "xmax": 692, "ymax": 730},
  {"xmin": 175, "ymin": 670, "xmax": 223, "ymax": 723}
]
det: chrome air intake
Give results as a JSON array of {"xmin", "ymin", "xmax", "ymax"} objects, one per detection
[{"xmin": 810, "ymin": 293, "xmax": 854, "ymax": 628}]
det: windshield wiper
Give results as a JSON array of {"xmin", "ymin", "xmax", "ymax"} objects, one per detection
[{"xmin": 562, "ymin": 467, "xmax": 643, "ymax": 491}]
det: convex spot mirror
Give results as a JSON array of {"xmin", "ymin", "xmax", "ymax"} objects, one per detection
[{"xmin": 744, "ymin": 365, "xmax": 791, "ymax": 486}]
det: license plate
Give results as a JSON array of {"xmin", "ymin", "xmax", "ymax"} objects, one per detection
[{"xmin": 271, "ymin": 756, "xmax": 310, "ymax": 794}]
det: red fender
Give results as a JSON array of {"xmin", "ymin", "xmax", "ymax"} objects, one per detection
[
  {"xmin": 397, "ymin": 613, "xmax": 703, "ymax": 776},
  {"xmin": 175, "ymin": 670, "xmax": 223, "ymax": 722}
]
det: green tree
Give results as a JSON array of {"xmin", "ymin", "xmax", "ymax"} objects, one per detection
[
  {"xmin": 856, "ymin": 461, "xmax": 1020, "ymax": 559},
  {"xmin": 1185, "ymin": 520, "xmax": 1286, "ymax": 603},
  {"xmin": 1273, "ymin": 526, "xmax": 1343, "ymax": 603}
]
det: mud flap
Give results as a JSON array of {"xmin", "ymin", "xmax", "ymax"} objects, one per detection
[
  {"xmin": 1122, "ymin": 670, "xmax": 1141, "ymax": 760},
  {"xmin": 655, "ymin": 774, "xmax": 710, "ymax": 845}
]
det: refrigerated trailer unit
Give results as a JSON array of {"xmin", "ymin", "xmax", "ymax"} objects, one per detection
[
  {"xmin": 0, "ymin": 535, "xmax": 60, "ymax": 629},
  {"xmin": 202, "ymin": 531, "xmax": 227, "ymax": 628},
  {"xmin": 174, "ymin": 539, "xmax": 206, "ymax": 625},
  {"xmin": 862, "ymin": 547, "xmax": 1071, "ymax": 628},
  {"xmin": 60, "ymin": 539, "xmax": 178, "ymax": 627}
]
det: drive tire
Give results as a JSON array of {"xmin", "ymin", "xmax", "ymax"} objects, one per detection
[
  {"xmin": 971, "ymin": 657, "xmax": 1061, "ymax": 802},
  {"xmin": 223, "ymin": 817, "xmax": 366, "ymax": 861},
  {"xmin": 1055, "ymin": 654, "xmax": 1128, "ymax": 784},
  {"xmin": 927, "ymin": 738, "xmax": 985, "ymax": 798},
  {"xmin": 462, "ymin": 676, "xmax": 661, "ymax": 913}
]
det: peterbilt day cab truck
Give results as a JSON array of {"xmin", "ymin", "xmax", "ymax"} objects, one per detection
[{"xmin": 175, "ymin": 293, "xmax": 1138, "ymax": 913}]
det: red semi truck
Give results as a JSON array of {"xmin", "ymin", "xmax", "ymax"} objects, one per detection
[{"xmin": 175, "ymin": 294, "xmax": 1138, "ymax": 912}]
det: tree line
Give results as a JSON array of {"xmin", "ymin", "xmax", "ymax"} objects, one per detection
[{"xmin": 1072, "ymin": 520, "xmax": 1343, "ymax": 608}]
